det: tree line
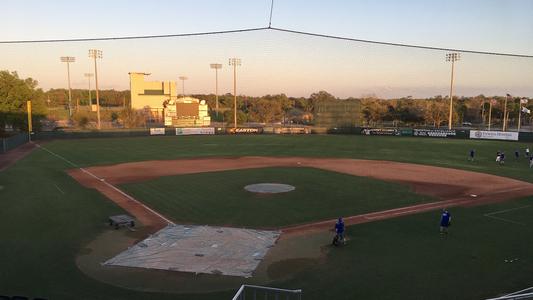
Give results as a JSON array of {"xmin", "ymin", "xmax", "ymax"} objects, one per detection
[
  {"xmin": 361, "ymin": 95, "xmax": 533, "ymax": 128},
  {"xmin": 1, "ymin": 69, "xmax": 531, "ymax": 131}
]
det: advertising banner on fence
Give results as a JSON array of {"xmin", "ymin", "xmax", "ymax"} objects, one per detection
[
  {"xmin": 469, "ymin": 130, "xmax": 518, "ymax": 141},
  {"xmin": 150, "ymin": 128, "xmax": 166, "ymax": 135},
  {"xmin": 227, "ymin": 127, "xmax": 264, "ymax": 134},
  {"xmin": 274, "ymin": 127, "xmax": 310, "ymax": 134},
  {"xmin": 361, "ymin": 128, "xmax": 400, "ymax": 136},
  {"xmin": 175, "ymin": 127, "xmax": 215, "ymax": 135},
  {"xmin": 413, "ymin": 129, "xmax": 457, "ymax": 138}
]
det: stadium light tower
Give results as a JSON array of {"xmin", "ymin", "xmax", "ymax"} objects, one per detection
[
  {"xmin": 179, "ymin": 76, "xmax": 188, "ymax": 97},
  {"xmin": 519, "ymin": 97, "xmax": 529, "ymax": 132},
  {"xmin": 88, "ymin": 49, "xmax": 102, "ymax": 129},
  {"xmin": 60, "ymin": 56, "xmax": 76, "ymax": 117},
  {"xmin": 210, "ymin": 63, "xmax": 222, "ymax": 117},
  {"xmin": 229, "ymin": 58, "xmax": 242, "ymax": 129},
  {"xmin": 84, "ymin": 73, "xmax": 94, "ymax": 109},
  {"xmin": 446, "ymin": 52, "xmax": 461, "ymax": 130}
]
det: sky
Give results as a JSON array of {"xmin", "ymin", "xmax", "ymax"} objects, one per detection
[{"xmin": 1, "ymin": 0, "xmax": 533, "ymax": 98}]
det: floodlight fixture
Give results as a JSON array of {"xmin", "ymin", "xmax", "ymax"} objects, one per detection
[
  {"xmin": 88, "ymin": 49, "xmax": 103, "ymax": 129},
  {"xmin": 210, "ymin": 64, "xmax": 223, "ymax": 116},
  {"xmin": 60, "ymin": 56, "xmax": 76, "ymax": 117},
  {"xmin": 445, "ymin": 52, "xmax": 461, "ymax": 130}
]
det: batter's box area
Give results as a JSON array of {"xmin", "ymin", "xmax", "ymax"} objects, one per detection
[{"xmin": 103, "ymin": 224, "xmax": 280, "ymax": 277}]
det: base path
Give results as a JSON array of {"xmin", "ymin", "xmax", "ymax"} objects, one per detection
[{"xmin": 68, "ymin": 157, "xmax": 533, "ymax": 234}]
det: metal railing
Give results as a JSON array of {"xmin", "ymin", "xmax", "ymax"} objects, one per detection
[
  {"xmin": 486, "ymin": 287, "xmax": 533, "ymax": 300},
  {"xmin": 232, "ymin": 284, "xmax": 302, "ymax": 300}
]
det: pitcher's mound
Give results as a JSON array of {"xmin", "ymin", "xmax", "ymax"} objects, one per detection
[{"xmin": 244, "ymin": 183, "xmax": 295, "ymax": 194}]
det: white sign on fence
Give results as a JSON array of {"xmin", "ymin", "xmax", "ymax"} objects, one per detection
[
  {"xmin": 175, "ymin": 127, "xmax": 215, "ymax": 135},
  {"xmin": 149, "ymin": 128, "xmax": 166, "ymax": 135},
  {"xmin": 469, "ymin": 130, "xmax": 518, "ymax": 141}
]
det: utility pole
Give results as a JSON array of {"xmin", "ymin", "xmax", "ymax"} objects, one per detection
[
  {"xmin": 84, "ymin": 73, "xmax": 94, "ymax": 109},
  {"xmin": 481, "ymin": 101, "xmax": 485, "ymax": 127},
  {"xmin": 518, "ymin": 97, "xmax": 528, "ymax": 132},
  {"xmin": 488, "ymin": 99, "xmax": 495, "ymax": 131},
  {"xmin": 60, "ymin": 56, "xmax": 76, "ymax": 117},
  {"xmin": 179, "ymin": 76, "xmax": 188, "ymax": 97},
  {"xmin": 229, "ymin": 58, "xmax": 241, "ymax": 129},
  {"xmin": 503, "ymin": 94, "xmax": 510, "ymax": 131},
  {"xmin": 88, "ymin": 49, "xmax": 102, "ymax": 129},
  {"xmin": 446, "ymin": 52, "xmax": 461, "ymax": 130},
  {"xmin": 210, "ymin": 63, "xmax": 222, "ymax": 117}
]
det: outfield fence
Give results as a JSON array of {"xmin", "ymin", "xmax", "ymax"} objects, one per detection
[
  {"xmin": 27, "ymin": 125, "xmax": 533, "ymax": 142},
  {"xmin": 1, "ymin": 133, "xmax": 29, "ymax": 153},
  {"xmin": 232, "ymin": 285, "xmax": 302, "ymax": 300},
  {"xmin": 33, "ymin": 128, "xmax": 174, "ymax": 140}
]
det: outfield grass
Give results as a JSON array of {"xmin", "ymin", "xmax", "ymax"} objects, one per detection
[
  {"xmin": 1, "ymin": 134, "xmax": 532, "ymax": 299},
  {"xmin": 120, "ymin": 167, "xmax": 434, "ymax": 227},
  {"xmin": 44, "ymin": 135, "xmax": 533, "ymax": 182},
  {"xmin": 279, "ymin": 198, "xmax": 533, "ymax": 300}
]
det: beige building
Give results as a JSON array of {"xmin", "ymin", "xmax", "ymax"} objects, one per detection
[
  {"xmin": 129, "ymin": 72, "xmax": 210, "ymax": 127},
  {"xmin": 129, "ymin": 72, "xmax": 177, "ymax": 110}
]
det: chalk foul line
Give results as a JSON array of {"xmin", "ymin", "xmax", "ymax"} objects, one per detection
[{"xmin": 37, "ymin": 144, "xmax": 174, "ymax": 225}]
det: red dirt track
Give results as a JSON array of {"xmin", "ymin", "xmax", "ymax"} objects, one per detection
[
  {"xmin": 0, "ymin": 142, "xmax": 37, "ymax": 172},
  {"xmin": 68, "ymin": 157, "xmax": 533, "ymax": 235}
]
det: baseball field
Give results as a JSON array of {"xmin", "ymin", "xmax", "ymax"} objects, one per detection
[{"xmin": 1, "ymin": 134, "xmax": 533, "ymax": 299}]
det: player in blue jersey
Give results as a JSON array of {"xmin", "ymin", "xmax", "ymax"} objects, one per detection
[
  {"xmin": 440, "ymin": 209, "xmax": 452, "ymax": 235},
  {"xmin": 332, "ymin": 217, "xmax": 345, "ymax": 246},
  {"xmin": 468, "ymin": 149, "xmax": 475, "ymax": 162}
]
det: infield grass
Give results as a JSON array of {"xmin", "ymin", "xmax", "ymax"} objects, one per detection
[{"xmin": 120, "ymin": 167, "xmax": 434, "ymax": 227}]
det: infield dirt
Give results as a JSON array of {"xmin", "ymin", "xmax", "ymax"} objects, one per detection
[{"xmin": 67, "ymin": 156, "xmax": 533, "ymax": 235}]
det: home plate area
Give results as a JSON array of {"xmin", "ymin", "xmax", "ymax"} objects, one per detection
[{"xmin": 104, "ymin": 224, "xmax": 280, "ymax": 277}]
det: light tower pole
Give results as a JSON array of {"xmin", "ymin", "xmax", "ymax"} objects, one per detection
[
  {"xmin": 210, "ymin": 63, "xmax": 222, "ymax": 117},
  {"xmin": 60, "ymin": 56, "xmax": 76, "ymax": 117},
  {"xmin": 84, "ymin": 73, "xmax": 94, "ymax": 109},
  {"xmin": 446, "ymin": 52, "xmax": 460, "ymax": 130},
  {"xmin": 518, "ymin": 97, "xmax": 528, "ymax": 132},
  {"xmin": 88, "ymin": 49, "xmax": 102, "ymax": 129},
  {"xmin": 179, "ymin": 76, "xmax": 188, "ymax": 97},
  {"xmin": 488, "ymin": 99, "xmax": 495, "ymax": 131},
  {"xmin": 503, "ymin": 93, "xmax": 511, "ymax": 131},
  {"xmin": 229, "ymin": 58, "xmax": 241, "ymax": 129}
]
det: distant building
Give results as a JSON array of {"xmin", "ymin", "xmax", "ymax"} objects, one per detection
[
  {"xmin": 163, "ymin": 97, "xmax": 210, "ymax": 127},
  {"xmin": 129, "ymin": 72, "xmax": 210, "ymax": 127}
]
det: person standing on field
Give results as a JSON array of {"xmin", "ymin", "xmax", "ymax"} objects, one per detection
[
  {"xmin": 526, "ymin": 147, "xmax": 530, "ymax": 158},
  {"xmin": 468, "ymin": 149, "xmax": 475, "ymax": 161},
  {"xmin": 440, "ymin": 209, "xmax": 452, "ymax": 235},
  {"xmin": 529, "ymin": 156, "xmax": 533, "ymax": 168},
  {"xmin": 333, "ymin": 217, "xmax": 345, "ymax": 246}
]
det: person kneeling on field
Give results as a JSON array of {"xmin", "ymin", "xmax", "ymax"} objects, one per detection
[
  {"xmin": 440, "ymin": 209, "xmax": 452, "ymax": 235},
  {"xmin": 332, "ymin": 217, "xmax": 345, "ymax": 246}
]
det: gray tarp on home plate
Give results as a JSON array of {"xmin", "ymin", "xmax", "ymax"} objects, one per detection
[{"xmin": 103, "ymin": 224, "xmax": 280, "ymax": 277}]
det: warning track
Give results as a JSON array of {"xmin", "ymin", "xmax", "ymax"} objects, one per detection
[{"xmin": 67, "ymin": 156, "xmax": 533, "ymax": 234}]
